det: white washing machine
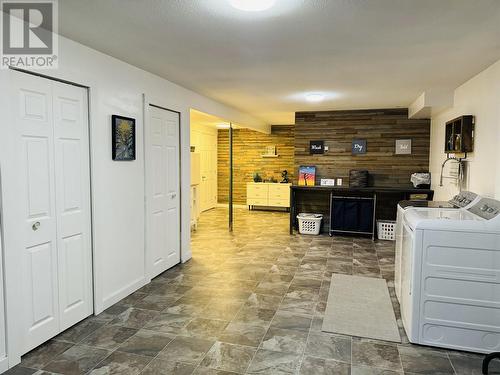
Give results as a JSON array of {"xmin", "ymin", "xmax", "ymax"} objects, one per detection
[
  {"xmin": 395, "ymin": 191, "xmax": 480, "ymax": 302},
  {"xmin": 396, "ymin": 196, "xmax": 500, "ymax": 353}
]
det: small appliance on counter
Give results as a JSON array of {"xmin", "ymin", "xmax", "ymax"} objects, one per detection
[{"xmin": 410, "ymin": 172, "xmax": 431, "ymax": 189}]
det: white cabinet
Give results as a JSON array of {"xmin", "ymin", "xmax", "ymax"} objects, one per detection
[{"xmin": 247, "ymin": 183, "xmax": 291, "ymax": 209}]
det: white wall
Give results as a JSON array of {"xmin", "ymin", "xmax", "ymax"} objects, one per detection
[
  {"xmin": 0, "ymin": 34, "xmax": 266, "ymax": 326},
  {"xmin": 429, "ymin": 59, "xmax": 500, "ymax": 200}
]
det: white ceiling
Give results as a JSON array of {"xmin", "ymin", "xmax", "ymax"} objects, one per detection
[{"xmin": 59, "ymin": 0, "xmax": 500, "ymax": 125}]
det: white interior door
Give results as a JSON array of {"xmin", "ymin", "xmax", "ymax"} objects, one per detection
[
  {"xmin": 8, "ymin": 71, "xmax": 92, "ymax": 354},
  {"xmin": 52, "ymin": 82, "xmax": 93, "ymax": 331},
  {"xmin": 146, "ymin": 105, "xmax": 180, "ymax": 279},
  {"xmin": 191, "ymin": 124, "xmax": 217, "ymax": 211}
]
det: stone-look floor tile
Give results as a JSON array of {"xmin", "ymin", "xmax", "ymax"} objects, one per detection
[
  {"xmin": 200, "ymin": 299, "xmax": 244, "ymax": 321},
  {"xmin": 285, "ymin": 287, "xmax": 319, "ymax": 301},
  {"xmin": 43, "ymin": 345, "xmax": 110, "ymax": 375},
  {"xmin": 21, "ymin": 340, "xmax": 74, "ymax": 369},
  {"xmin": 299, "ymin": 356, "xmax": 351, "ymax": 375},
  {"xmin": 218, "ymin": 322, "xmax": 267, "ymax": 347},
  {"xmin": 352, "ymin": 339, "xmax": 402, "ymax": 371},
  {"xmin": 140, "ymin": 358, "xmax": 196, "ymax": 375},
  {"xmin": 398, "ymin": 345, "xmax": 455, "ymax": 374},
  {"xmin": 144, "ymin": 312, "xmax": 192, "ymax": 334},
  {"xmin": 116, "ymin": 329, "xmax": 173, "ymax": 357},
  {"xmin": 305, "ymin": 332, "xmax": 351, "ymax": 363},
  {"xmin": 87, "ymin": 351, "xmax": 150, "ymax": 375},
  {"xmin": 231, "ymin": 307, "xmax": 275, "ymax": 327},
  {"xmin": 449, "ymin": 352, "xmax": 500, "ymax": 375},
  {"xmin": 118, "ymin": 291, "xmax": 148, "ymax": 307},
  {"xmin": 260, "ymin": 327, "xmax": 308, "ymax": 354},
  {"xmin": 278, "ymin": 296, "xmax": 316, "ymax": 315},
  {"xmin": 254, "ymin": 280, "xmax": 290, "ymax": 296},
  {"xmin": 110, "ymin": 307, "xmax": 160, "ymax": 329},
  {"xmin": 80, "ymin": 325, "xmax": 137, "ymax": 350},
  {"xmin": 55, "ymin": 317, "xmax": 106, "ymax": 344},
  {"xmin": 270, "ymin": 311, "xmax": 312, "ymax": 332},
  {"xmin": 193, "ymin": 368, "xmax": 239, "ymax": 375},
  {"xmin": 182, "ymin": 318, "xmax": 229, "ymax": 338},
  {"xmin": 158, "ymin": 335, "xmax": 215, "ymax": 364},
  {"xmin": 133, "ymin": 294, "xmax": 179, "ymax": 311},
  {"xmin": 4, "ymin": 367, "xmax": 39, "ymax": 375},
  {"xmin": 95, "ymin": 304, "xmax": 130, "ymax": 323},
  {"xmin": 247, "ymin": 348, "xmax": 301, "ymax": 374},
  {"xmin": 199, "ymin": 341, "xmax": 256, "ymax": 373},
  {"xmin": 245, "ymin": 293, "xmax": 282, "ymax": 311},
  {"xmin": 351, "ymin": 365, "xmax": 402, "ymax": 374}
]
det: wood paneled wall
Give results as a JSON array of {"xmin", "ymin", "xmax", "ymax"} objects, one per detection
[
  {"xmin": 218, "ymin": 125, "xmax": 294, "ymax": 204},
  {"xmin": 295, "ymin": 109, "xmax": 431, "ymax": 187}
]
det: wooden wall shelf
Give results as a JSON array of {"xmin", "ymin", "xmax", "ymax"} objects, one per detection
[{"xmin": 445, "ymin": 115, "xmax": 474, "ymax": 153}]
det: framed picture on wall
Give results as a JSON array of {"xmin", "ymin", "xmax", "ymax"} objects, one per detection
[
  {"xmin": 112, "ymin": 115, "xmax": 136, "ymax": 161},
  {"xmin": 298, "ymin": 166, "xmax": 316, "ymax": 186},
  {"xmin": 395, "ymin": 139, "xmax": 412, "ymax": 155}
]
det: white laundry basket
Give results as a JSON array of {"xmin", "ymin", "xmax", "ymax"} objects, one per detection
[
  {"xmin": 377, "ymin": 220, "xmax": 396, "ymax": 240},
  {"xmin": 297, "ymin": 213, "xmax": 323, "ymax": 235}
]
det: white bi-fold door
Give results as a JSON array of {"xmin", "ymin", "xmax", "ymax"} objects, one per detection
[
  {"xmin": 146, "ymin": 105, "xmax": 181, "ymax": 279},
  {"xmin": 8, "ymin": 71, "xmax": 93, "ymax": 354}
]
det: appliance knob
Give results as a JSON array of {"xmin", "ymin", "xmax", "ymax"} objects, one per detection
[
  {"xmin": 464, "ymin": 199, "xmax": 470, "ymax": 205},
  {"xmin": 487, "ymin": 207, "xmax": 495, "ymax": 213},
  {"xmin": 481, "ymin": 205, "xmax": 489, "ymax": 212}
]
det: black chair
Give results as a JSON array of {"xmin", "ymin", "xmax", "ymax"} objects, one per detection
[{"xmin": 483, "ymin": 352, "xmax": 500, "ymax": 374}]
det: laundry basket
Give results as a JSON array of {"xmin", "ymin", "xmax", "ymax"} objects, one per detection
[
  {"xmin": 377, "ymin": 220, "xmax": 396, "ymax": 240},
  {"xmin": 297, "ymin": 213, "xmax": 323, "ymax": 235}
]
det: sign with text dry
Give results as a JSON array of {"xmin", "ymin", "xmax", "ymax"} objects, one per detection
[{"xmin": 352, "ymin": 139, "xmax": 367, "ymax": 154}]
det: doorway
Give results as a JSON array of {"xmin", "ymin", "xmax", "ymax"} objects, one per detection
[
  {"xmin": 1, "ymin": 69, "xmax": 93, "ymax": 356},
  {"xmin": 145, "ymin": 104, "xmax": 181, "ymax": 279}
]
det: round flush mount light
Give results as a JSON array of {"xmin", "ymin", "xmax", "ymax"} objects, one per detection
[
  {"xmin": 305, "ymin": 93, "xmax": 325, "ymax": 103},
  {"xmin": 228, "ymin": 0, "xmax": 276, "ymax": 12}
]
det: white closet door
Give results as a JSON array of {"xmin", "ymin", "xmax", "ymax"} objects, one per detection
[
  {"xmin": 52, "ymin": 82, "xmax": 93, "ymax": 330},
  {"xmin": 12, "ymin": 73, "xmax": 60, "ymax": 353},
  {"xmin": 146, "ymin": 106, "xmax": 180, "ymax": 279}
]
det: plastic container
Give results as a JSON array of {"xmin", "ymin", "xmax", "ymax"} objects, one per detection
[
  {"xmin": 297, "ymin": 213, "xmax": 323, "ymax": 235},
  {"xmin": 378, "ymin": 220, "xmax": 396, "ymax": 240}
]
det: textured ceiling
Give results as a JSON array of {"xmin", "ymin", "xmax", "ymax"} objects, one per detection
[{"xmin": 59, "ymin": 0, "xmax": 500, "ymax": 125}]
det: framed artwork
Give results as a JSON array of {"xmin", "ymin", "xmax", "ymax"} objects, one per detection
[
  {"xmin": 112, "ymin": 115, "xmax": 136, "ymax": 161},
  {"xmin": 298, "ymin": 166, "xmax": 316, "ymax": 186},
  {"xmin": 395, "ymin": 139, "xmax": 412, "ymax": 155},
  {"xmin": 352, "ymin": 139, "xmax": 367, "ymax": 154},
  {"xmin": 310, "ymin": 140, "xmax": 325, "ymax": 154}
]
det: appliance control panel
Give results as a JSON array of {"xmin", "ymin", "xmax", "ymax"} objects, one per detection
[
  {"xmin": 468, "ymin": 198, "xmax": 500, "ymax": 220},
  {"xmin": 449, "ymin": 191, "xmax": 478, "ymax": 208}
]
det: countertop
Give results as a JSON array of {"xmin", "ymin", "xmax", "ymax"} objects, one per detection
[{"xmin": 290, "ymin": 185, "xmax": 434, "ymax": 194}]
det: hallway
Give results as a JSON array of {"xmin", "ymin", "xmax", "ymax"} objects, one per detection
[{"xmin": 10, "ymin": 209, "xmax": 494, "ymax": 374}]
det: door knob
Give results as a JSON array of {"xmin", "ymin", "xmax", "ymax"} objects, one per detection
[{"xmin": 32, "ymin": 221, "xmax": 40, "ymax": 231}]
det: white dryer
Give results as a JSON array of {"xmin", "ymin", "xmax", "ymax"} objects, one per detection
[
  {"xmin": 395, "ymin": 191, "xmax": 480, "ymax": 302},
  {"xmin": 397, "ymin": 196, "xmax": 500, "ymax": 353}
]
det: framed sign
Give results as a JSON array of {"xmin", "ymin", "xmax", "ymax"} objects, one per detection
[
  {"xmin": 112, "ymin": 115, "xmax": 136, "ymax": 161},
  {"xmin": 310, "ymin": 140, "xmax": 325, "ymax": 154},
  {"xmin": 352, "ymin": 139, "xmax": 367, "ymax": 154},
  {"xmin": 395, "ymin": 139, "xmax": 412, "ymax": 155}
]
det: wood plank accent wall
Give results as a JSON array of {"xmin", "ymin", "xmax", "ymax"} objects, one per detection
[
  {"xmin": 218, "ymin": 125, "xmax": 295, "ymax": 204},
  {"xmin": 295, "ymin": 109, "xmax": 431, "ymax": 187}
]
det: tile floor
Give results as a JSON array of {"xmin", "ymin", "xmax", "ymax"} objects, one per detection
[{"xmin": 8, "ymin": 208, "xmax": 499, "ymax": 374}]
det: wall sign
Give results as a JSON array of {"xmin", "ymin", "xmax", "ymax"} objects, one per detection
[
  {"xmin": 395, "ymin": 139, "xmax": 412, "ymax": 155},
  {"xmin": 352, "ymin": 139, "xmax": 367, "ymax": 154},
  {"xmin": 310, "ymin": 140, "xmax": 325, "ymax": 154}
]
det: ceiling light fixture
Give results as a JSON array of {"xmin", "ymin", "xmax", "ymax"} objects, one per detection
[
  {"xmin": 305, "ymin": 93, "xmax": 325, "ymax": 103},
  {"xmin": 216, "ymin": 123, "xmax": 231, "ymax": 129},
  {"xmin": 228, "ymin": 0, "xmax": 276, "ymax": 12}
]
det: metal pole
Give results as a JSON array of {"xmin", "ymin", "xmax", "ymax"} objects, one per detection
[{"xmin": 229, "ymin": 123, "xmax": 233, "ymax": 232}]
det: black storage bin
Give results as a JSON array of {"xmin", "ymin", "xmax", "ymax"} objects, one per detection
[
  {"xmin": 349, "ymin": 170, "xmax": 369, "ymax": 188},
  {"xmin": 330, "ymin": 196, "xmax": 374, "ymax": 236}
]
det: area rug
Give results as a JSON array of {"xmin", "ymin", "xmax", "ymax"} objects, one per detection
[{"xmin": 322, "ymin": 274, "xmax": 401, "ymax": 343}]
